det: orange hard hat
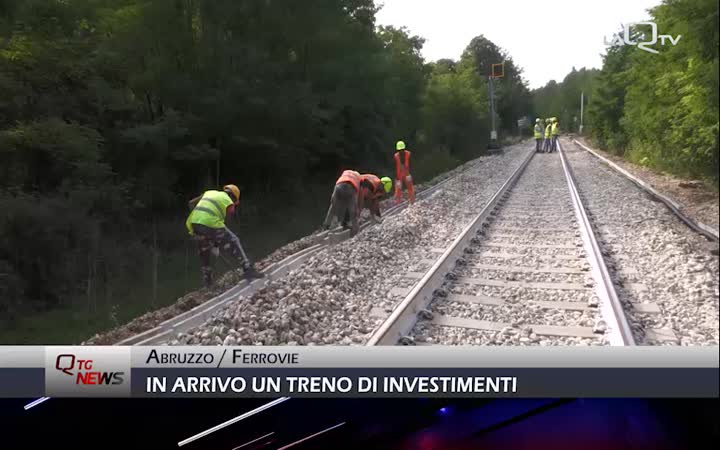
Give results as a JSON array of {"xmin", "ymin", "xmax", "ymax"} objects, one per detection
[{"xmin": 223, "ymin": 184, "xmax": 240, "ymax": 205}]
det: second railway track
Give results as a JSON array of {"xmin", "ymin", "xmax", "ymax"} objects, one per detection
[{"xmin": 368, "ymin": 141, "xmax": 635, "ymax": 347}]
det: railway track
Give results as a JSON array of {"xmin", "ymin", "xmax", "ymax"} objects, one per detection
[
  {"xmin": 113, "ymin": 151, "xmax": 490, "ymax": 346},
  {"xmin": 572, "ymin": 138, "xmax": 719, "ymax": 242},
  {"xmin": 27, "ymin": 147, "xmax": 511, "ymax": 410},
  {"xmin": 367, "ymin": 141, "xmax": 636, "ymax": 347}
]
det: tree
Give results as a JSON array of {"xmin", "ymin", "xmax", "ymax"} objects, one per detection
[{"xmin": 459, "ymin": 35, "xmax": 532, "ymax": 135}]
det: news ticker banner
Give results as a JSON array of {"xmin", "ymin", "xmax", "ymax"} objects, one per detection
[{"xmin": 1, "ymin": 346, "xmax": 717, "ymax": 398}]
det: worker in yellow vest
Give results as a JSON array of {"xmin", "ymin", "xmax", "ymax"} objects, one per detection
[
  {"xmin": 533, "ymin": 118, "xmax": 544, "ymax": 152},
  {"xmin": 551, "ymin": 118, "xmax": 560, "ymax": 152},
  {"xmin": 186, "ymin": 184, "xmax": 263, "ymax": 287},
  {"xmin": 543, "ymin": 119, "xmax": 553, "ymax": 153}
]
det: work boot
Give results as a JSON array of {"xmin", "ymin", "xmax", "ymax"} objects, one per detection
[{"xmin": 243, "ymin": 265, "xmax": 265, "ymax": 280}]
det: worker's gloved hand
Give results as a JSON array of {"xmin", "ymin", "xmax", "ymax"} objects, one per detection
[
  {"xmin": 211, "ymin": 246, "xmax": 220, "ymax": 257},
  {"xmin": 243, "ymin": 265, "xmax": 265, "ymax": 280}
]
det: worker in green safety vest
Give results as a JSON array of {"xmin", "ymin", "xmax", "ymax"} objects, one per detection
[
  {"xmin": 543, "ymin": 119, "xmax": 553, "ymax": 153},
  {"xmin": 533, "ymin": 118, "xmax": 544, "ymax": 152},
  {"xmin": 186, "ymin": 184, "xmax": 264, "ymax": 287},
  {"xmin": 551, "ymin": 118, "xmax": 560, "ymax": 152}
]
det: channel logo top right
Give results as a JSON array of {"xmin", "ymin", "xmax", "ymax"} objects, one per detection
[{"xmin": 604, "ymin": 22, "xmax": 681, "ymax": 54}]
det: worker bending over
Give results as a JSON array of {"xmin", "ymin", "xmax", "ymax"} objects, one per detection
[
  {"xmin": 359, "ymin": 174, "xmax": 393, "ymax": 223},
  {"xmin": 393, "ymin": 140, "xmax": 415, "ymax": 204},
  {"xmin": 543, "ymin": 119, "xmax": 553, "ymax": 153},
  {"xmin": 323, "ymin": 170, "xmax": 361, "ymax": 236},
  {"xmin": 533, "ymin": 118, "xmax": 544, "ymax": 152},
  {"xmin": 186, "ymin": 184, "xmax": 263, "ymax": 287},
  {"xmin": 551, "ymin": 118, "xmax": 559, "ymax": 152}
]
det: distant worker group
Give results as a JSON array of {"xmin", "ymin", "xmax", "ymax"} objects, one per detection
[{"xmin": 534, "ymin": 117, "xmax": 559, "ymax": 153}]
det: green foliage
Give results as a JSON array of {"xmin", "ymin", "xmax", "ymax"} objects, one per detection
[
  {"xmin": 620, "ymin": 0, "xmax": 719, "ymax": 180},
  {"xmin": 0, "ymin": 0, "xmax": 531, "ymax": 338},
  {"xmin": 551, "ymin": 0, "xmax": 720, "ymax": 183},
  {"xmin": 420, "ymin": 64, "xmax": 489, "ymax": 160},
  {"xmin": 533, "ymin": 67, "xmax": 599, "ymax": 134},
  {"xmin": 460, "ymin": 35, "xmax": 533, "ymax": 136},
  {"xmin": 0, "ymin": 118, "xmax": 107, "ymax": 191}
]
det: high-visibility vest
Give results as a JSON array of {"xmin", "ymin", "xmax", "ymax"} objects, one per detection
[
  {"xmin": 394, "ymin": 150, "xmax": 411, "ymax": 179},
  {"xmin": 336, "ymin": 170, "xmax": 360, "ymax": 191},
  {"xmin": 551, "ymin": 123, "xmax": 559, "ymax": 136},
  {"xmin": 533, "ymin": 124, "xmax": 543, "ymax": 138},
  {"xmin": 360, "ymin": 174, "xmax": 383, "ymax": 198},
  {"xmin": 186, "ymin": 190, "xmax": 233, "ymax": 234},
  {"xmin": 545, "ymin": 124, "xmax": 553, "ymax": 138}
]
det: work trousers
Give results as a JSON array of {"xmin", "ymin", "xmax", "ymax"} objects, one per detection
[
  {"xmin": 394, "ymin": 175, "xmax": 415, "ymax": 204},
  {"xmin": 323, "ymin": 182, "xmax": 359, "ymax": 236},
  {"xmin": 192, "ymin": 223, "xmax": 250, "ymax": 287}
]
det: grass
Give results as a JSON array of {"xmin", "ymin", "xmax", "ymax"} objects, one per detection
[
  {"xmin": 587, "ymin": 134, "xmax": 719, "ymax": 191},
  {"xmin": 0, "ymin": 251, "xmax": 199, "ymax": 344}
]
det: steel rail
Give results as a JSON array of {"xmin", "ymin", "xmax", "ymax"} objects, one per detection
[
  {"xmin": 113, "ymin": 152, "xmax": 486, "ymax": 346},
  {"xmin": 366, "ymin": 140, "xmax": 636, "ymax": 347},
  {"xmin": 28, "ymin": 145, "xmax": 504, "ymax": 412},
  {"xmin": 365, "ymin": 148, "xmax": 536, "ymax": 345},
  {"xmin": 557, "ymin": 140, "xmax": 636, "ymax": 346},
  {"xmin": 572, "ymin": 139, "xmax": 719, "ymax": 242}
]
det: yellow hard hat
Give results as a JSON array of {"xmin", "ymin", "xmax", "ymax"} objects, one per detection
[
  {"xmin": 223, "ymin": 184, "xmax": 240, "ymax": 205},
  {"xmin": 380, "ymin": 177, "xmax": 393, "ymax": 193},
  {"xmin": 396, "ymin": 140, "xmax": 406, "ymax": 151}
]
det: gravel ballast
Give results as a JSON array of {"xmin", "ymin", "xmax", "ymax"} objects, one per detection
[
  {"xmin": 410, "ymin": 151, "xmax": 605, "ymax": 346},
  {"xmin": 170, "ymin": 143, "xmax": 533, "ymax": 345},
  {"xmin": 83, "ymin": 147, "xmax": 512, "ymax": 345},
  {"xmin": 563, "ymin": 139, "xmax": 719, "ymax": 345}
]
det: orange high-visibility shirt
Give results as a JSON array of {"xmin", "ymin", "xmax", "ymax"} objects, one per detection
[
  {"xmin": 394, "ymin": 151, "xmax": 411, "ymax": 180},
  {"xmin": 360, "ymin": 174, "xmax": 384, "ymax": 198},
  {"xmin": 336, "ymin": 170, "xmax": 361, "ymax": 191}
]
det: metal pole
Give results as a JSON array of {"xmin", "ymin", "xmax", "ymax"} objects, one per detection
[
  {"xmin": 579, "ymin": 91, "xmax": 584, "ymax": 134},
  {"xmin": 488, "ymin": 76, "xmax": 497, "ymax": 142}
]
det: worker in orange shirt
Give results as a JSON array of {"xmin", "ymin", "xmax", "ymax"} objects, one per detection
[
  {"xmin": 393, "ymin": 140, "xmax": 415, "ymax": 204},
  {"xmin": 322, "ymin": 170, "xmax": 361, "ymax": 236},
  {"xmin": 359, "ymin": 174, "xmax": 393, "ymax": 223}
]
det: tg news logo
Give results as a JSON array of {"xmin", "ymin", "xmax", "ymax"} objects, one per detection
[{"xmin": 55, "ymin": 354, "xmax": 125, "ymax": 385}]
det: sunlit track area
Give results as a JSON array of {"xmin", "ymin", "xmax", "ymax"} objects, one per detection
[
  {"xmin": 409, "ymin": 147, "xmax": 616, "ymax": 345},
  {"xmin": 91, "ymin": 140, "xmax": 718, "ymax": 349},
  {"xmin": 4, "ymin": 397, "xmax": 717, "ymax": 449},
  {"xmin": 145, "ymin": 144, "xmax": 535, "ymax": 346},
  {"xmin": 367, "ymin": 140, "xmax": 718, "ymax": 347},
  {"xmin": 562, "ymin": 139, "xmax": 719, "ymax": 345},
  {"xmin": 370, "ymin": 141, "xmax": 634, "ymax": 346}
]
